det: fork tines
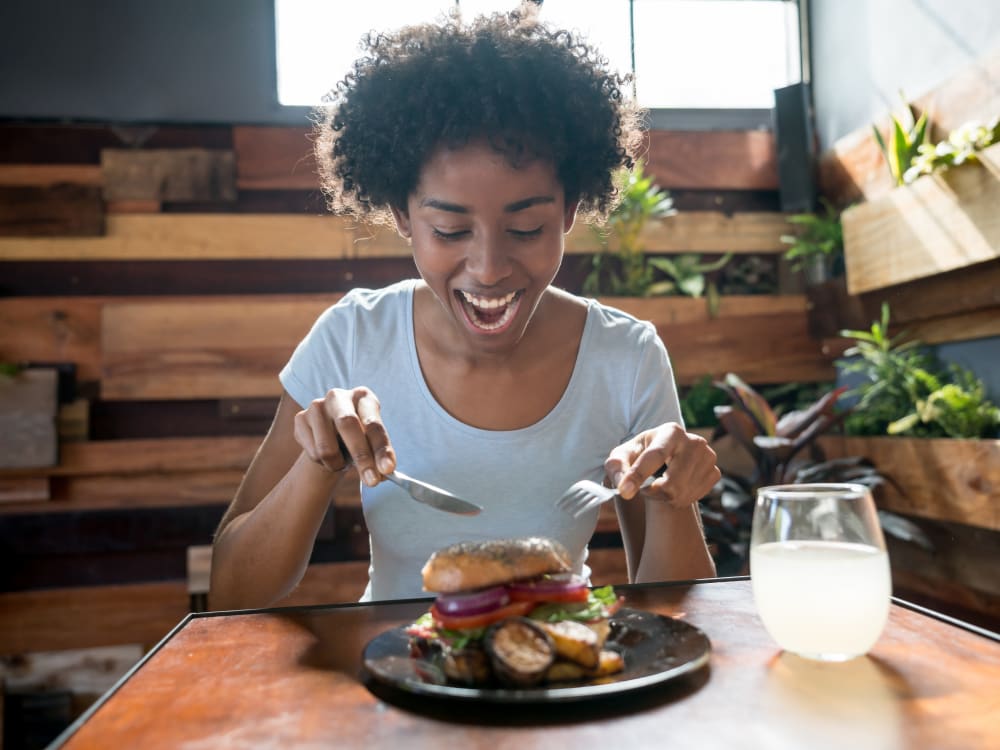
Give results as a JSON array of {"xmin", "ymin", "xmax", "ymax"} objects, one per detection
[{"xmin": 555, "ymin": 480, "xmax": 618, "ymax": 518}]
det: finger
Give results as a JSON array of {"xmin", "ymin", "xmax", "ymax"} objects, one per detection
[
  {"xmin": 303, "ymin": 399, "xmax": 351, "ymax": 471},
  {"xmin": 604, "ymin": 438, "xmax": 643, "ymax": 493},
  {"xmin": 655, "ymin": 432, "xmax": 720, "ymax": 507},
  {"xmin": 295, "ymin": 405, "xmax": 348, "ymax": 473},
  {"xmin": 323, "ymin": 388, "xmax": 380, "ymax": 485},
  {"xmin": 612, "ymin": 424, "xmax": 684, "ymax": 500},
  {"xmin": 354, "ymin": 389, "xmax": 396, "ymax": 476}
]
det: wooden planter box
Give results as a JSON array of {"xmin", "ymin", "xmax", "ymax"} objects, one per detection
[
  {"xmin": 841, "ymin": 141, "xmax": 1000, "ymax": 295},
  {"xmin": 599, "ymin": 294, "xmax": 835, "ymax": 385},
  {"xmin": 818, "ymin": 435, "xmax": 1000, "ymax": 531}
]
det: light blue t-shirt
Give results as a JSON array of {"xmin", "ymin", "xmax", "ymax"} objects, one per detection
[{"xmin": 280, "ymin": 280, "xmax": 683, "ymax": 601}]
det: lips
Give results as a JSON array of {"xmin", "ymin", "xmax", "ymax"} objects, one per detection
[{"xmin": 455, "ymin": 289, "xmax": 523, "ymax": 333}]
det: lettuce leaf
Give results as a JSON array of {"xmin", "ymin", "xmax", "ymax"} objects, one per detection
[{"xmin": 527, "ymin": 586, "xmax": 619, "ymax": 623}]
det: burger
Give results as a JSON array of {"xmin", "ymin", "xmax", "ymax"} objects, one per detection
[{"xmin": 405, "ymin": 536, "xmax": 625, "ymax": 687}]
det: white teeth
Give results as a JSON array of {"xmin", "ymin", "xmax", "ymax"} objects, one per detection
[
  {"xmin": 459, "ymin": 289, "xmax": 518, "ymax": 310},
  {"xmin": 456, "ymin": 289, "xmax": 521, "ymax": 331}
]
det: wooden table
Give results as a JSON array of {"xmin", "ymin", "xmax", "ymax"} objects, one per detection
[{"xmin": 51, "ymin": 578, "xmax": 999, "ymax": 749}]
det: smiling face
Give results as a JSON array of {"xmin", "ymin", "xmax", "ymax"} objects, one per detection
[{"xmin": 392, "ymin": 141, "xmax": 578, "ymax": 358}]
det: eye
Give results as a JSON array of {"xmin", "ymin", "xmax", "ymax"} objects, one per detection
[
  {"xmin": 509, "ymin": 227, "xmax": 543, "ymax": 240},
  {"xmin": 432, "ymin": 228, "xmax": 470, "ymax": 241}
]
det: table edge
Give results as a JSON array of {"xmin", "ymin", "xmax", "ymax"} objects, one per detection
[{"xmin": 43, "ymin": 576, "xmax": 999, "ymax": 749}]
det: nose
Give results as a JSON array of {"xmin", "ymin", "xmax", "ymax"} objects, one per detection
[{"xmin": 465, "ymin": 233, "xmax": 513, "ymax": 286}]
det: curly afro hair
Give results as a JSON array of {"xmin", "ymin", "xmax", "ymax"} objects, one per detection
[{"xmin": 312, "ymin": 4, "xmax": 644, "ymax": 225}]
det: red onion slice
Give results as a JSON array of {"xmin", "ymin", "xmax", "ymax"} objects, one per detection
[
  {"xmin": 435, "ymin": 585, "xmax": 510, "ymax": 616},
  {"xmin": 507, "ymin": 575, "xmax": 587, "ymax": 596}
]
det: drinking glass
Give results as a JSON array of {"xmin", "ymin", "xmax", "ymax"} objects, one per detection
[{"xmin": 750, "ymin": 483, "xmax": 891, "ymax": 661}]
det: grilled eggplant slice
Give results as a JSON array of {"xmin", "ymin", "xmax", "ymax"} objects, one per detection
[
  {"xmin": 485, "ymin": 617, "xmax": 555, "ymax": 687},
  {"xmin": 442, "ymin": 644, "xmax": 492, "ymax": 685}
]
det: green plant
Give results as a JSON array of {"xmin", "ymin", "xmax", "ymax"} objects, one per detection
[
  {"xmin": 712, "ymin": 373, "xmax": 849, "ymax": 487},
  {"xmin": 583, "ymin": 160, "xmax": 676, "ymax": 297},
  {"xmin": 903, "ymin": 117, "xmax": 1000, "ymax": 183},
  {"xmin": 679, "ymin": 375, "xmax": 728, "ymax": 429},
  {"xmin": 646, "ymin": 252, "xmax": 733, "ymax": 316},
  {"xmin": 838, "ymin": 303, "xmax": 1000, "ymax": 438},
  {"xmin": 719, "ymin": 255, "xmax": 778, "ymax": 295},
  {"xmin": 872, "ymin": 96, "xmax": 930, "ymax": 186},
  {"xmin": 779, "ymin": 198, "xmax": 843, "ymax": 279},
  {"xmin": 697, "ymin": 374, "xmax": 904, "ymax": 576}
]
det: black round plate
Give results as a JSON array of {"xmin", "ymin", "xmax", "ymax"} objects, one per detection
[{"xmin": 361, "ymin": 608, "xmax": 711, "ymax": 704}]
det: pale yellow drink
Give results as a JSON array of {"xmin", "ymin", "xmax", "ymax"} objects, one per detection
[{"xmin": 750, "ymin": 540, "xmax": 891, "ymax": 660}]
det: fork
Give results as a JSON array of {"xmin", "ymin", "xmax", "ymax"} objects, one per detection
[{"xmin": 555, "ymin": 469, "xmax": 662, "ymax": 518}]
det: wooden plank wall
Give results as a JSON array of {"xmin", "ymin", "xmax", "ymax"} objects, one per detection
[{"xmin": 0, "ymin": 119, "xmax": 822, "ymax": 659}]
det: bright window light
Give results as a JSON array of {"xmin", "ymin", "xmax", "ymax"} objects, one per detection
[
  {"xmin": 275, "ymin": 0, "xmax": 453, "ymax": 106},
  {"xmin": 633, "ymin": 0, "xmax": 801, "ymax": 109},
  {"xmin": 275, "ymin": 0, "xmax": 801, "ymax": 111}
]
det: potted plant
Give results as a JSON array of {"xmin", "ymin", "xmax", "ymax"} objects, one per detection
[
  {"xmin": 580, "ymin": 164, "xmax": 829, "ymax": 386},
  {"xmin": 697, "ymin": 373, "xmax": 898, "ymax": 575},
  {"xmin": 817, "ymin": 304, "xmax": 1000, "ymax": 530},
  {"xmin": 841, "ymin": 107, "xmax": 1000, "ymax": 295},
  {"xmin": 779, "ymin": 198, "xmax": 844, "ymax": 286}
]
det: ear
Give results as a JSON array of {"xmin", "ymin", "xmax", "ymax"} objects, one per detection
[
  {"xmin": 390, "ymin": 205, "xmax": 412, "ymax": 240},
  {"xmin": 563, "ymin": 200, "xmax": 580, "ymax": 234}
]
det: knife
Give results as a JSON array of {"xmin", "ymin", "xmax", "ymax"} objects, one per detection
[
  {"xmin": 335, "ymin": 434, "xmax": 482, "ymax": 516},
  {"xmin": 384, "ymin": 470, "xmax": 483, "ymax": 516}
]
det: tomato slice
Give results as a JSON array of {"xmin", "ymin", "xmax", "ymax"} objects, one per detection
[
  {"xmin": 430, "ymin": 599, "xmax": 536, "ymax": 630},
  {"xmin": 507, "ymin": 586, "xmax": 590, "ymax": 604}
]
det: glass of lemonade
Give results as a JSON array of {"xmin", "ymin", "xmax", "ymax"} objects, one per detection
[{"xmin": 750, "ymin": 483, "xmax": 891, "ymax": 661}]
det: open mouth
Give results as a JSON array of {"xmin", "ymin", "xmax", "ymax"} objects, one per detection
[{"xmin": 455, "ymin": 289, "xmax": 523, "ymax": 333}]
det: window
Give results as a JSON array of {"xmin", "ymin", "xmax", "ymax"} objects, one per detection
[{"xmin": 275, "ymin": 0, "xmax": 802, "ymax": 127}]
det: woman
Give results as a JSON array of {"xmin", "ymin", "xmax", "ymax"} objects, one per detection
[{"xmin": 209, "ymin": 4, "xmax": 719, "ymax": 610}]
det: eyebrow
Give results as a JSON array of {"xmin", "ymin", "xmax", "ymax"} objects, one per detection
[{"xmin": 419, "ymin": 195, "xmax": 556, "ymax": 213}]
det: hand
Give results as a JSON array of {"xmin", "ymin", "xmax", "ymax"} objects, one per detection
[
  {"xmin": 293, "ymin": 386, "xmax": 397, "ymax": 487},
  {"xmin": 605, "ymin": 423, "xmax": 720, "ymax": 508}
]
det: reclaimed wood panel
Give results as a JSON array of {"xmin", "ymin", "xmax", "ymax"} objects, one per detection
[
  {"xmin": 0, "ymin": 477, "xmax": 50, "ymax": 503},
  {"xmin": 0, "ymin": 561, "xmax": 367, "ymax": 654},
  {"xmin": 905, "ymin": 305, "xmax": 1000, "ymax": 346},
  {"xmin": 0, "ymin": 435, "xmax": 260, "ymax": 478},
  {"xmin": 842, "ymin": 142, "xmax": 1000, "ymax": 295},
  {"xmin": 232, "ymin": 127, "xmax": 779, "ymax": 192},
  {"xmin": 0, "ymin": 214, "xmax": 356, "ymax": 260},
  {"xmin": 0, "ymin": 184, "xmax": 104, "ymax": 237},
  {"xmin": 0, "ymin": 257, "xmax": 418, "ymax": 296},
  {"xmin": 233, "ymin": 126, "xmax": 318, "ymax": 190},
  {"xmin": 861, "ymin": 261, "xmax": 1000, "ymax": 325},
  {"xmin": 101, "ymin": 149, "xmax": 236, "ymax": 202},
  {"xmin": 105, "ymin": 200, "xmax": 161, "ymax": 214},
  {"xmin": 99, "ymin": 293, "xmax": 829, "ymax": 400},
  {"xmin": 0, "ymin": 581, "xmax": 190, "ymax": 655},
  {"xmin": 58, "ymin": 470, "xmax": 246, "ymax": 510},
  {"xmin": 100, "ymin": 295, "xmax": 339, "ymax": 399},
  {"xmin": 818, "ymin": 436, "xmax": 1000, "ymax": 531},
  {"xmin": 645, "ymin": 129, "xmax": 779, "ymax": 190},
  {"xmin": 0, "ymin": 164, "xmax": 102, "ymax": 186},
  {"xmin": 0, "ymin": 123, "xmax": 233, "ymax": 164},
  {"xmin": 609, "ymin": 295, "xmax": 835, "ymax": 385},
  {"xmin": 0, "ymin": 297, "xmax": 105, "ymax": 381},
  {"xmin": 0, "ymin": 211, "xmax": 792, "ymax": 260}
]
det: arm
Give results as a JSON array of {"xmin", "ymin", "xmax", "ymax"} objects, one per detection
[
  {"xmin": 210, "ymin": 386, "xmax": 398, "ymax": 611},
  {"xmin": 209, "ymin": 392, "xmax": 342, "ymax": 610},
  {"xmin": 611, "ymin": 423, "xmax": 719, "ymax": 583}
]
